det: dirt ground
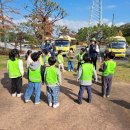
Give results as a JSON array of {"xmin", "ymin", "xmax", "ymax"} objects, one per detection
[{"xmin": 0, "ymin": 70, "xmax": 130, "ymax": 130}]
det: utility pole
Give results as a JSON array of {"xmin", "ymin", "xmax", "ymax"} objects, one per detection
[
  {"xmin": 112, "ymin": 13, "xmax": 115, "ymax": 27},
  {"xmin": 87, "ymin": 0, "xmax": 103, "ymax": 41},
  {"xmin": 111, "ymin": 13, "xmax": 115, "ymax": 36}
]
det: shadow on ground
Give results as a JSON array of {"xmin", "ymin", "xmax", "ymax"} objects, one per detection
[
  {"xmin": 1, "ymin": 73, "xmax": 11, "ymax": 93},
  {"xmin": 111, "ymin": 100, "xmax": 130, "ymax": 109},
  {"xmin": 64, "ymin": 78, "xmax": 79, "ymax": 86},
  {"xmin": 60, "ymin": 85, "xmax": 77, "ymax": 101}
]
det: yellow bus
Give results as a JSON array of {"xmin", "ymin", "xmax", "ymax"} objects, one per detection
[
  {"xmin": 106, "ymin": 36, "xmax": 128, "ymax": 57},
  {"xmin": 55, "ymin": 36, "xmax": 77, "ymax": 55}
]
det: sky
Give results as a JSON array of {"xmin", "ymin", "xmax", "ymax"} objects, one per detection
[{"xmin": 7, "ymin": 0, "xmax": 130, "ymax": 31}]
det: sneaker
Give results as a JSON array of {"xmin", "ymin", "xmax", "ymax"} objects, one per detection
[
  {"xmin": 17, "ymin": 93, "xmax": 22, "ymax": 98},
  {"xmin": 103, "ymin": 95, "xmax": 106, "ymax": 98},
  {"xmin": 53, "ymin": 103, "xmax": 60, "ymax": 108},
  {"xmin": 74, "ymin": 99, "xmax": 82, "ymax": 104},
  {"xmin": 68, "ymin": 70, "xmax": 70, "ymax": 72},
  {"xmin": 12, "ymin": 93, "xmax": 16, "ymax": 97},
  {"xmin": 49, "ymin": 102, "xmax": 53, "ymax": 107},
  {"xmin": 87, "ymin": 98, "xmax": 92, "ymax": 103},
  {"xmin": 35, "ymin": 102, "xmax": 40, "ymax": 105},
  {"xmin": 25, "ymin": 99, "xmax": 31, "ymax": 103},
  {"xmin": 106, "ymin": 95, "xmax": 110, "ymax": 98}
]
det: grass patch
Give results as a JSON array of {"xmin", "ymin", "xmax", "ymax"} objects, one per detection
[
  {"xmin": 114, "ymin": 62, "xmax": 130, "ymax": 82},
  {"xmin": 97, "ymin": 61, "xmax": 130, "ymax": 83},
  {"xmin": 0, "ymin": 55, "xmax": 9, "ymax": 70}
]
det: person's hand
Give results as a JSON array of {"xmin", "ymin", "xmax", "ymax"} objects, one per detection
[
  {"xmin": 99, "ymin": 57, "xmax": 102, "ymax": 62},
  {"xmin": 77, "ymin": 79, "xmax": 79, "ymax": 82},
  {"xmin": 95, "ymin": 79, "xmax": 98, "ymax": 83}
]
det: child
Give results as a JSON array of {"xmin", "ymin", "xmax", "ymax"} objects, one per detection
[
  {"xmin": 26, "ymin": 50, "xmax": 33, "ymax": 68},
  {"xmin": 7, "ymin": 49, "xmax": 24, "ymax": 97},
  {"xmin": 77, "ymin": 48, "xmax": 85, "ymax": 71},
  {"xmin": 57, "ymin": 50, "xmax": 65, "ymax": 72},
  {"xmin": 44, "ymin": 50, "xmax": 51, "ymax": 66},
  {"xmin": 67, "ymin": 48, "xmax": 75, "ymax": 71},
  {"xmin": 99, "ymin": 52, "xmax": 116, "ymax": 98},
  {"xmin": 38, "ymin": 51, "xmax": 44, "ymax": 65},
  {"xmin": 75, "ymin": 54, "xmax": 97, "ymax": 104},
  {"xmin": 24, "ymin": 52, "xmax": 45, "ymax": 104},
  {"xmin": 45, "ymin": 57, "xmax": 61, "ymax": 108}
]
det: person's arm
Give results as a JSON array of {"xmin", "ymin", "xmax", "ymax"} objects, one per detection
[
  {"xmin": 7, "ymin": 60, "xmax": 9, "ymax": 72},
  {"xmin": 27, "ymin": 68, "xmax": 29, "ymax": 80},
  {"xmin": 77, "ymin": 66, "xmax": 82, "ymax": 81},
  {"xmin": 96, "ymin": 45, "xmax": 102, "ymax": 62},
  {"xmin": 57, "ymin": 55, "xmax": 61, "ymax": 63},
  {"xmin": 44, "ymin": 69, "xmax": 46, "ymax": 84},
  {"xmin": 99, "ymin": 62, "xmax": 107, "ymax": 72},
  {"xmin": 93, "ymin": 68, "xmax": 98, "ymax": 82},
  {"xmin": 57, "ymin": 69, "xmax": 62, "ymax": 85},
  {"xmin": 96, "ymin": 45, "xmax": 100, "ymax": 53},
  {"xmin": 18, "ymin": 60, "xmax": 24, "ymax": 77}
]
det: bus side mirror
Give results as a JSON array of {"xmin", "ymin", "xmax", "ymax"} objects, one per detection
[{"xmin": 126, "ymin": 44, "xmax": 129, "ymax": 48}]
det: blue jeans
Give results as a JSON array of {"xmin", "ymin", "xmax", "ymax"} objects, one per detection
[
  {"xmin": 78, "ymin": 85, "xmax": 92, "ymax": 102},
  {"xmin": 68, "ymin": 61, "xmax": 74, "ymax": 71},
  {"xmin": 46, "ymin": 86, "xmax": 60, "ymax": 105},
  {"xmin": 24, "ymin": 82, "xmax": 41, "ymax": 103}
]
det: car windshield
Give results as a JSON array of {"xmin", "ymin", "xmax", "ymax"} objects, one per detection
[
  {"xmin": 110, "ymin": 42, "xmax": 126, "ymax": 49},
  {"xmin": 55, "ymin": 40, "xmax": 70, "ymax": 46}
]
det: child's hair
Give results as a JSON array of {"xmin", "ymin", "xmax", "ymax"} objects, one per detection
[
  {"xmin": 48, "ymin": 57, "xmax": 56, "ymax": 66},
  {"xmin": 9, "ymin": 51, "xmax": 15, "ymax": 61},
  {"xmin": 81, "ymin": 48, "xmax": 85, "ymax": 52},
  {"xmin": 26, "ymin": 50, "xmax": 32, "ymax": 60},
  {"xmin": 107, "ymin": 52, "xmax": 115, "ymax": 59},
  {"xmin": 70, "ymin": 48, "xmax": 73, "ymax": 51},
  {"xmin": 9, "ymin": 49, "xmax": 19, "ymax": 61},
  {"xmin": 83, "ymin": 54, "xmax": 91, "ymax": 63},
  {"xmin": 58, "ymin": 50, "xmax": 62, "ymax": 54},
  {"xmin": 44, "ymin": 50, "xmax": 49, "ymax": 55},
  {"xmin": 13, "ymin": 49, "xmax": 20, "ymax": 57},
  {"xmin": 31, "ymin": 52, "xmax": 40, "ymax": 62},
  {"xmin": 38, "ymin": 51, "xmax": 42, "ymax": 56}
]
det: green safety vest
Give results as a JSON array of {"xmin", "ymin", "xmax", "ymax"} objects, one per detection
[
  {"xmin": 78, "ymin": 53, "xmax": 84, "ymax": 63},
  {"xmin": 29, "ymin": 66, "xmax": 42, "ymax": 82},
  {"xmin": 102, "ymin": 60, "xmax": 116, "ymax": 77},
  {"xmin": 80, "ymin": 63, "xmax": 94, "ymax": 81},
  {"xmin": 8, "ymin": 59, "xmax": 21, "ymax": 78},
  {"xmin": 45, "ymin": 66, "xmax": 58, "ymax": 85},
  {"xmin": 57, "ymin": 54, "xmax": 64, "ymax": 63}
]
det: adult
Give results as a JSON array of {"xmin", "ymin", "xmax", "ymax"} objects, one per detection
[{"xmin": 88, "ymin": 38, "xmax": 100, "ymax": 70}]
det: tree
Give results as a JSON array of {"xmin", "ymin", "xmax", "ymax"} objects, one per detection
[
  {"xmin": 77, "ymin": 24, "xmax": 119, "ymax": 43},
  {"xmin": 0, "ymin": 0, "xmax": 19, "ymax": 49},
  {"xmin": 24, "ymin": 0, "xmax": 67, "ymax": 45},
  {"xmin": 120, "ymin": 23, "xmax": 130, "ymax": 37}
]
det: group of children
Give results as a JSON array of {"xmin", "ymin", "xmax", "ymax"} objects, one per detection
[{"xmin": 7, "ymin": 47, "xmax": 116, "ymax": 108}]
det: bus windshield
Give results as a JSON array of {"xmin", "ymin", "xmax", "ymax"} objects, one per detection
[
  {"xmin": 110, "ymin": 42, "xmax": 126, "ymax": 49},
  {"xmin": 55, "ymin": 40, "xmax": 70, "ymax": 47}
]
